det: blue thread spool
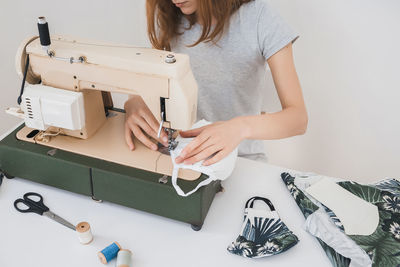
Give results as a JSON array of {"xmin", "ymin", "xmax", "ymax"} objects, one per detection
[{"xmin": 98, "ymin": 241, "xmax": 121, "ymax": 264}]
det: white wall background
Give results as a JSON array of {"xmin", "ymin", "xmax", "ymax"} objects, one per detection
[
  {"xmin": 265, "ymin": 0, "xmax": 400, "ymax": 182},
  {"xmin": 0, "ymin": 0, "xmax": 399, "ymax": 182}
]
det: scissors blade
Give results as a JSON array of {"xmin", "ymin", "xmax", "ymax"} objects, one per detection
[{"xmin": 43, "ymin": 211, "xmax": 76, "ymax": 231}]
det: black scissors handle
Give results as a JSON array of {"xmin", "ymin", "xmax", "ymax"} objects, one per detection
[{"xmin": 14, "ymin": 192, "xmax": 49, "ymax": 215}]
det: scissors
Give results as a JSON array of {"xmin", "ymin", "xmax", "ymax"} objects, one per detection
[{"xmin": 14, "ymin": 192, "xmax": 76, "ymax": 231}]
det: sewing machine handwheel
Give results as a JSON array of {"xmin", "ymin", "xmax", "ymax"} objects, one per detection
[{"xmin": 191, "ymin": 224, "xmax": 203, "ymax": 231}]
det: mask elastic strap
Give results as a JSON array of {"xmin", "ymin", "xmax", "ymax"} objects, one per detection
[
  {"xmin": 171, "ymin": 167, "xmax": 216, "ymax": 197},
  {"xmin": 245, "ymin": 196, "xmax": 275, "ymax": 211},
  {"xmin": 241, "ymin": 197, "xmax": 277, "ymax": 231}
]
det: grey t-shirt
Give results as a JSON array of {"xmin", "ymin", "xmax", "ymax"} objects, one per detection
[{"xmin": 171, "ymin": 0, "xmax": 298, "ymax": 161}]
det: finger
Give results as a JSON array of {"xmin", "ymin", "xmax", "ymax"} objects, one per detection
[
  {"xmin": 178, "ymin": 139, "xmax": 214, "ymax": 162},
  {"xmin": 179, "ymin": 126, "xmax": 207, "ymax": 138},
  {"xmin": 130, "ymin": 123, "xmax": 158, "ymax": 151},
  {"xmin": 135, "ymin": 115, "xmax": 167, "ymax": 146},
  {"xmin": 176, "ymin": 134, "xmax": 210, "ymax": 162},
  {"xmin": 142, "ymin": 111, "xmax": 168, "ymax": 143},
  {"xmin": 183, "ymin": 145, "xmax": 221, "ymax": 165},
  {"xmin": 136, "ymin": 117, "xmax": 163, "ymax": 144},
  {"xmin": 203, "ymin": 149, "xmax": 228, "ymax": 166},
  {"xmin": 124, "ymin": 123, "xmax": 135, "ymax": 150}
]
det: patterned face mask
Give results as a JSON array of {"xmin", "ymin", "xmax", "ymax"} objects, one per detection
[{"xmin": 227, "ymin": 197, "xmax": 299, "ymax": 259}]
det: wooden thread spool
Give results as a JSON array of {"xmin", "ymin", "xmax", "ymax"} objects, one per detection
[
  {"xmin": 76, "ymin": 222, "xmax": 93, "ymax": 245},
  {"xmin": 98, "ymin": 241, "xmax": 121, "ymax": 264},
  {"xmin": 116, "ymin": 249, "xmax": 132, "ymax": 267}
]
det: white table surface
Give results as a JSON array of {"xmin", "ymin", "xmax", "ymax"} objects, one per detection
[{"xmin": 0, "ymin": 128, "xmax": 331, "ymax": 267}]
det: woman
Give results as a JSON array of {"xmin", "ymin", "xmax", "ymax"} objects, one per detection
[{"xmin": 124, "ymin": 0, "xmax": 307, "ymax": 166}]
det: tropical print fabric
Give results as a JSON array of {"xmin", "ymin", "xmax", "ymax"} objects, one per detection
[
  {"xmin": 281, "ymin": 173, "xmax": 352, "ymax": 267},
  {"xmin": 227, "ymin": 196, "xmax": 299, "ymax": 258},
  {"xmin": 281, "ymin": 172, "xmax": 400, "ymax": 267}
]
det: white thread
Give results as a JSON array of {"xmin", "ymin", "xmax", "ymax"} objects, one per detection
[
  {"xmin": 76, "ymin": 222, "xmax": 93, "ymax": 245},
  {"xmin": 116, "ymin": 249, "xmax": 132, "ymax": 267}
]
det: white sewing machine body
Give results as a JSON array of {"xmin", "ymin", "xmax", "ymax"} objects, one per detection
[
  {"xmin": 15, "ymin": 35, "xmax": 198, "ymax": 134},
  {"xmin": 9, "ymin": 35, "xmax": 201, "ymax": 180},
  {"xmin": 0, "ymin": 33, "xmax": 220, "ymax": 231}
]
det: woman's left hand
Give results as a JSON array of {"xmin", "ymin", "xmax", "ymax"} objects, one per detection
[{"xmin": 174, "ymin": 119, "xmax": 246, "ymax": 166}]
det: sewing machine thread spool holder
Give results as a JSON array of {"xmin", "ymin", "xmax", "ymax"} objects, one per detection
[{"xmin": 37, "ymin": 17, "xmax": 51, "ymax": 50}]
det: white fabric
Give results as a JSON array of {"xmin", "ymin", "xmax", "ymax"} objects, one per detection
[
  {"xmin": 294, "ymin": 173, "xmax": 342, "ymax": 190},
  {"xmin": 306, "ymin": 177, "xmax": 379, "ymax": 236},
  {"xmin": 305, "ymin": 209, "xmax": 372, "ymax": 267},
  {"xmin": 170, "ymin": 120, "xmax": 238, "ymax": 197}
]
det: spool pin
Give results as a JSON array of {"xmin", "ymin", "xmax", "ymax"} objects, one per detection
[
  {"xmin": 76, "ymin": 222, "xmax": 93, "ymax": 245},
  {"xmin": 98, "ymin": 242, "xmax": 121, "ymax": 264},
  {"xmin": 37, "ymin": 16, "xmax": 51, "ymax": 50},
  {"xmin": 116, "ymin": 249, "xmax": 132, "ymax": 267}
]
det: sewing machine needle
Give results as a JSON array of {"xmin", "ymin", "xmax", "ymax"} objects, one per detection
[{"xmin": 157, "ymin": 112, "xmax": 164, "ymax": 138}]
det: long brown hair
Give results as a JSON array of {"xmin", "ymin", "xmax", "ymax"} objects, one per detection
[{"xmin": 146, "ymin": 0, "xmax": 253, "ymax": 50}]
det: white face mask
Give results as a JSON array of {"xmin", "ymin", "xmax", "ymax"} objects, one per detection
[{"xmin": 170, "ymin": 120, "xmax": 238, "ymax": 197}]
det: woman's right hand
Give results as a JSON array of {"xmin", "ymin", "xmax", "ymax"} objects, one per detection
[{"xmin": 124, "ymin": 95, "xmax": 169, "ymax": 151}]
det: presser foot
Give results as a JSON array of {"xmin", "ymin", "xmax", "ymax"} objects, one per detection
[
  {"xmin": 157, "ymin": 128, "xmax": 179, "ymax": 155},
  {"xmin": 165, "ymin": 128, "xmax": 178, "ymax": 151}
]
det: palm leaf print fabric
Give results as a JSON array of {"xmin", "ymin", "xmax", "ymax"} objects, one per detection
[
  {"xmin": 281, "ymin": 172, "xmax": 400, "ymax": 267},
  {"xmin": 227, "ymin": 196, "xmax": 299, "ymax": 258},
  {"xmin": 281, "ymin": 172, "xmax": 351, "ymax": 267}
]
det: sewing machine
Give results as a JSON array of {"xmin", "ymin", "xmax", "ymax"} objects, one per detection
[{"xmin": 0, "ymin": 18, "xmax": 221, "ymax": 231}]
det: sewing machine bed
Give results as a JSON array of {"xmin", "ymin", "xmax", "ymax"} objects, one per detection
[
  {"xmin": 0, "ymin": 122, "xmax": 221, "ymax": 230},
  {"xmin": 16, "ymin": 110, "xmax": 201, "ymax": 181}
]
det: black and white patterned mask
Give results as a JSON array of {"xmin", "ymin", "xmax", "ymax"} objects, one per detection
[{"xmin": 227, "ymin": 197, "xmax": 299, "ymax": 259}]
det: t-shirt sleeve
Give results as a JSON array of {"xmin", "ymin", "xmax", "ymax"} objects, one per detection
[{"xmin": 257, "ymin": 0, "xmax": 299, "ymax": 60}]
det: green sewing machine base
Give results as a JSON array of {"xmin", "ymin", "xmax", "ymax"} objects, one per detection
[{"xmin": 0, "ymin": 125, "xmax": 222, "ymax": 231}]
